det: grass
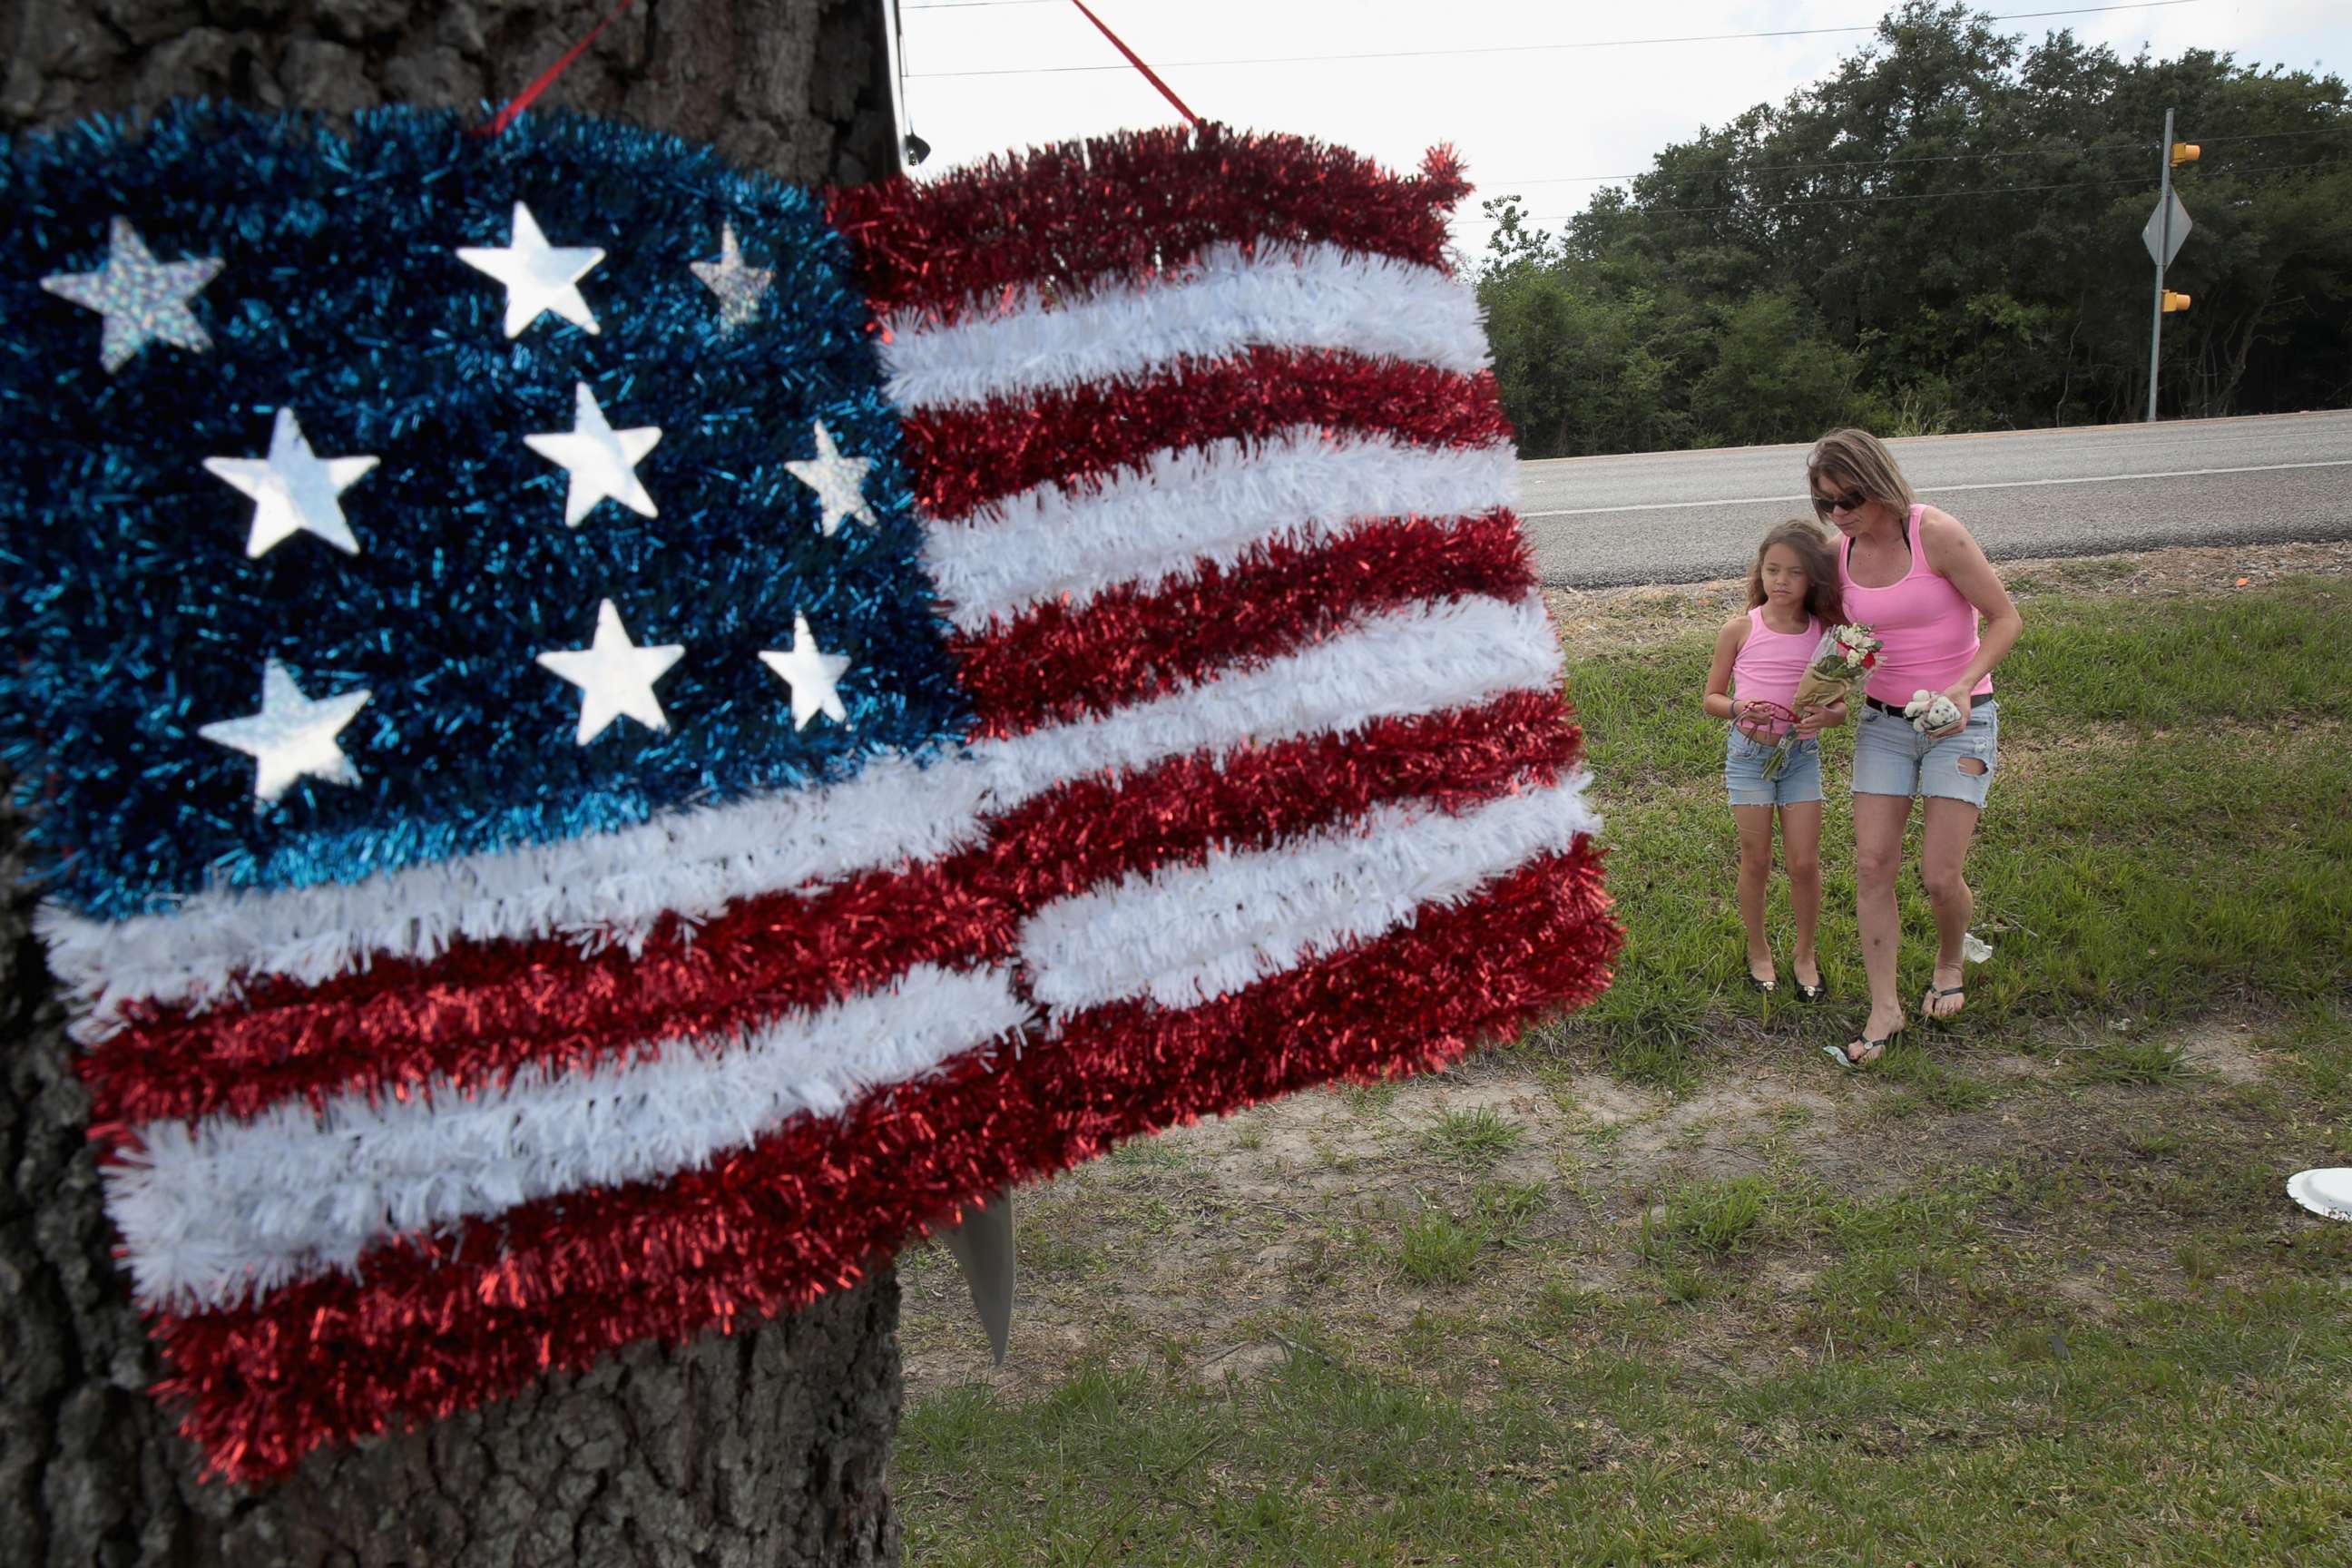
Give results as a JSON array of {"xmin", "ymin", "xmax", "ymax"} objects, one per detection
[
  {"xmin": 895, "ymin": 575, "xmax": 2352, "ymax": 1565},
  {"xmin": 906, "ymin": 1221, "xmax": 2352, "ymax": 1563},
  {"xmin": 2064, "ymin": 1034, "xmax": 2198, "ymax": 1085},
  {"xmin": 1554, "ymin": 576, "xmax": 2352, "ymax": 1073},
  {"xmin": 906, "ymin": 1087, "xmax": 2352, "ymax": 1560},
  {"xmin": 1393, "ymin": 1209, "xmax": 1485, "ymax": 1286},
  {"xmin": 1874, "ymin": 1041, "xmax": 2000, "ymax": 1114},
  {"xmin": 1642, "ymin": 1173, "xmax": 1775, "ymax": 1259},
  {"xmin": 1391, "ymin": 1180, "xmax": 1549, "ymax": 1285},
  {"xmin": 1420, "ymin": 1105, "xmax": 1526, "ymax": 1168}
]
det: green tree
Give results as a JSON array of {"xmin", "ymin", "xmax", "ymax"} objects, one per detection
[
  {"xmin": 1473, "ymin": 1, "xmax": 2352, "ymax": 452},
  {"xmin": 1688, "ymin": 290, "xmax": 1890, "ymax": 447}
]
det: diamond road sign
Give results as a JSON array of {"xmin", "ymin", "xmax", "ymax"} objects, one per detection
[{"xmin": 2143, "ymin": 190, "xmax": 2192, "ymax": 268}]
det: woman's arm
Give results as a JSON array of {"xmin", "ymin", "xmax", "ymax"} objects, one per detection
[{"xmin": 1922, "ymin": 507, "xmax": 2023, "ymax": 700}]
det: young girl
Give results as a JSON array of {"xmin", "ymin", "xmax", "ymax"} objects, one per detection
[{"xmin": 1702, "ymin": 520, "xmax": 1849, "ymax": 998}]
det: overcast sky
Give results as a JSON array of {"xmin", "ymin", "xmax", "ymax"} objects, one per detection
[{"xmin": 890, "ymin": 0, "xmax": 2350, "ymax": 260}]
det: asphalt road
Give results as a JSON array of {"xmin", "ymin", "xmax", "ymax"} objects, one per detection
[{"xmin": 1517, "ymin": 410, "xmax": 2352, "ymax": 587}]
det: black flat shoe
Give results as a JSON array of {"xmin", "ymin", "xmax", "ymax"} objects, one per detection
[
  {"xmin": 1745, "ymin": 972, "xmax": 1777, "ymax": 995},
  {"xmin": 1793, "ymin": 977, "xmax": 1825, "ymax": 1003}
]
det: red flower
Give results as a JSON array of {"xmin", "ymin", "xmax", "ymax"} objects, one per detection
[{"xmin": 1862, "ymin": 652, "xmax": 1878, "ymax": 669}]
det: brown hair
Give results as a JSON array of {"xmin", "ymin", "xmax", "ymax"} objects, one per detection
[
  {"xmin": 1747, "ymin": 518, "xmax": 1847, "ymax": 626},
  {"xmin": 1807, "ymin": 427, "xmax": 1917, "ymax": 513}
]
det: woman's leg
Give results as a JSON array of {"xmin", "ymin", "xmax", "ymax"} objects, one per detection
[
  {"xmin": 1918, "ymin": 796, "xmax": 1982, "ymax": 1018},
  {"xmin": 1736, "ymin": 804, "xmax": 1778, "ymax": 984},
  {"xmin": 1852, "ymin": 793, "xmax": 1914, "ymax": 1043},
  {"xmin": 1779, "ymin": 800, "xmax": 1824, "ymax": 986}
]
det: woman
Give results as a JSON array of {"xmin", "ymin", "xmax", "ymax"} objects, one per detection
[{"xmin": 1808, "ymin": 429, "xmax": 2023, "ymax": 1067}]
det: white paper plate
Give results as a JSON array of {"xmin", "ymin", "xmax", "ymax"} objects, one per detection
[{"xmin": 2286, "ymin": 1168, "xmax": 2352, "ymax": 1222}]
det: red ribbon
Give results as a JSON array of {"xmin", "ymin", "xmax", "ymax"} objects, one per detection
[
  {"xmin": 473, "ymin": 0, "xmax": 640, "ymax": 139},
  {"xmin": 1069, "ymin": 0, "xmax": 1200, "ymax": 127}
]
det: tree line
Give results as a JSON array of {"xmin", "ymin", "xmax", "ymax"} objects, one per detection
[{"xmin": 1475, "ymin": 1, "xmax": 2352, "ymax": 456}]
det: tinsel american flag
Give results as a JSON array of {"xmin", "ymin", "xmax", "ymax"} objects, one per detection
[{"xmin": 0, "ymin": 106, "xmax": 1617, "ymax": 1482}]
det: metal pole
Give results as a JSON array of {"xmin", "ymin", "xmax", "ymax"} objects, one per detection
[{"xmin": 2146, "ymin": 106, "xmax": 2175, "ymax": 423}]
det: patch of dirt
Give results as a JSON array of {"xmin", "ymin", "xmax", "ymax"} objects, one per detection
[
  {"xmin": 2172, "ymin": 1017, "xmax": 2270, "ymax": 1083},
  {"xmin": 894, "ymin": 1015, "xmax": 2298, "ymax": 1399},
  {"xmin": 1544, "ymin": 540, "xmax": 2352, "ymax": 661}
]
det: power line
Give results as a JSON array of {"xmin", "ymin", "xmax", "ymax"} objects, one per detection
[
  {"xmin": 2192, "ymin": 127, "xmax": 2352, "ymax": 145},
  {"xmin": 1487, "ymin": 145, "xmax": 2141, "ymax": 189},
  {"xmin": 1480, "ymin": 126, "xmax": 2352, "ymax": 191},
  {"xmin": 906, "ymin": 3, "xmax": 2200, "ymax": 77},
  {"xmin": 1490, "ymin": 157, "xmax": 2349, "ymax": 223}
]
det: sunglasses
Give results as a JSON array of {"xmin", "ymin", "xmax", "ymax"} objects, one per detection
[{"xmin": 1811, "ymin": 485, "xmax": 1868, "ymax": 518}]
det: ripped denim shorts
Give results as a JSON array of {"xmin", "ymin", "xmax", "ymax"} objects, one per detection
[{"xmin": 1852, "ymin": 697, "xmax": 1998, "ymax": 808}]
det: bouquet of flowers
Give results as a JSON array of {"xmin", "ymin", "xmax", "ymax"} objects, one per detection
[{"xmin": 1760, "ymin": 622, "xmax": 1882, "ymax": 779}]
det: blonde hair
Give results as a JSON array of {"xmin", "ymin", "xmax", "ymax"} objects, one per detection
[
  {"xmin": 1807, "ymin": 427, "xmax": 1917, "ymax": 513},
  {"xmin": 1747, "ymin": 518, "xmax": 1846, "ymax": 626}
]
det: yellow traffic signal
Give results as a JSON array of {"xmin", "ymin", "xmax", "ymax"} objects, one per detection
[
  {"xmin": 2162, "ymin": 289, "xmax": 2192, "ymax": 312},
  {"xmin": 2171, "ymin": 142, "xmax": 2200, "ymax": 166}
]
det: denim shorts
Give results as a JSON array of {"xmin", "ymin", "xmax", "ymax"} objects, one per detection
[
  {"xmin": 1852, "ymin": 697, "xmax": 1998, "ymax": 807},
  {"xmin": 1724, "ymin": 727, "xmax": 1823, "ymax": 808}
]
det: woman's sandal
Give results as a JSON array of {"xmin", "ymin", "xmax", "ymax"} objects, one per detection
[
  {"xmin": 1920, "ymin": 985, "xmax": 1966, "ymax": 1022},
  {"xmin": 1822, "ymin": 1030, "xmax": 1899, "ymax": 1070}
]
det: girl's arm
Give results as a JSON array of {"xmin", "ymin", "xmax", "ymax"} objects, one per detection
[
  {"xmin": 1796, "ymin": 697, "xmax": 1847, "ymax": 736},
  {"xmin": 1702, "ymin": 617, "xmax": 1753, "ymax": 726},
  {"xmin": 1921, "ymin": 507, "xmax": 2023, "ymax": 704}
]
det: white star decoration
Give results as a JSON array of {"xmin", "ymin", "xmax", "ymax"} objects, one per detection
[
  {"xmin": 536, "ymin": 599, "xmax": 686, "ymax": 744},
  {"xmin": 455, "ymin": 201, "xmax": 604, "ymax": 338},
  {"xmin": 760, "ymin": 614, "xmax": 851, "ymax": 730},
  {"xmin": 40, "ymin": 216, "xmax": 225, "ymax": 373},
  {"xmin": 690, "ymin": 222, "xmax": 775, "ymax": 330},
  {"xmin": 524, "ymin": 382, "xmax": 662, "ymax": 526},
  {"xmin": 784, "ymin": 422, "xmax": 877, "ymax": 537},
  {"xmin": 203, "ymin": 407, "xmax": 380, "ymax": 558},
  {"xmin": 198, "ymin": 660, "xmax": 373, "ymax": 806}
]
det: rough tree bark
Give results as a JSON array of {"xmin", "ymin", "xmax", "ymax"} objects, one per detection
[{"xmin": 0, "ymin": 4, "xmax": 907, "ymax": 1563}]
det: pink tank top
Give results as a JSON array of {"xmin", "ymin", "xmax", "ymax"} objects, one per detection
[
  {"xmin": 1839, "ymin": 505, "xmax": 1993, "ymax": 705},
  {"xmin": 1730, "ymin": 608, "xmax": 1820, "ymax": 729}
]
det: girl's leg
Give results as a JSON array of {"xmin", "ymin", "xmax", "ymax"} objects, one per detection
[
  {"xmin": 1852, "ymin": 793, "xmax": 1915, "ymax": 1044},
  {"xmin": 1779, "ymin": 801, "xmax": 1824, "ymax": 987},
  {"xmin": 1735, "ymin": 804, "xmax": 1778, "ymax": 984},
  {"xmin": 1918, "ymin": 797, "xmax": 1982, "ymax": 1018}
]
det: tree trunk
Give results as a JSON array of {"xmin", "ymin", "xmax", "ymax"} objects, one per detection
[{"xmin": 0, "ymin": 4, "xmax": 906, "ymax": 1563}]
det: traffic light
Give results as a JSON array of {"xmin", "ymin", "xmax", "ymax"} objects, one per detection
[
  {"xmin": 2171, "ymin": 142, "xmax": 2200, "ymax": 167},
  {"xmin": 2162, "ymin": 289, "xmax": 2192, "ymax": 313}
]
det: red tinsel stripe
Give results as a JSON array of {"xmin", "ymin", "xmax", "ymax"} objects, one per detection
[
  {"xmin": 828, "ymin": 126, "xmax": 1468, "ymax": 324},
  {"xmin": 898, "ymin": 349, "xmax": 1510, "ymax": 522},
  {"xmin": 154, "ymin": 843, "xmax": 1617, "ymax": 1483},
  {"xmin": 87, "ymin": 691, "xmax": 1581, "ymax": 1132},
  {"xmin": 953, "ymin": 511, "xmax": 1537, "ymax": 739}
]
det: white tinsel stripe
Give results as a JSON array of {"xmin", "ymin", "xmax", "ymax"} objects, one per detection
[
  {"xmin": 105, "ymin": 964, "xmax": 1031, "ymax": 1314},
  {"xmin": 879, "ymin": 241, "xmax": 1489, "ymax": 411},
  {"xmin": 925, "ymin": 431, "xmax": 1519, "ymax": 633},
  {"xmin": 44, "ymin": 593, "xmax": 1566, "ymax": 1032},
  {"xmin": 1020, "ymin": 773, "xmax": 1599, "ymax": 1017}
]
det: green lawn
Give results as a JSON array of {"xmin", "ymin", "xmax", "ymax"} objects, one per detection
[{"xmin": 895, "ymin": 576, "xmax": 2352, "ymax": 1566}]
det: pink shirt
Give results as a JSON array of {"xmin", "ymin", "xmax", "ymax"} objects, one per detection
[
  {"xmin": 1730, "ymin": 608, "xmax": 1820, "ymax": 731},
  {"xmin": 1839, "ymin": 505, "xmax": 1994, "ymax": 706}
]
